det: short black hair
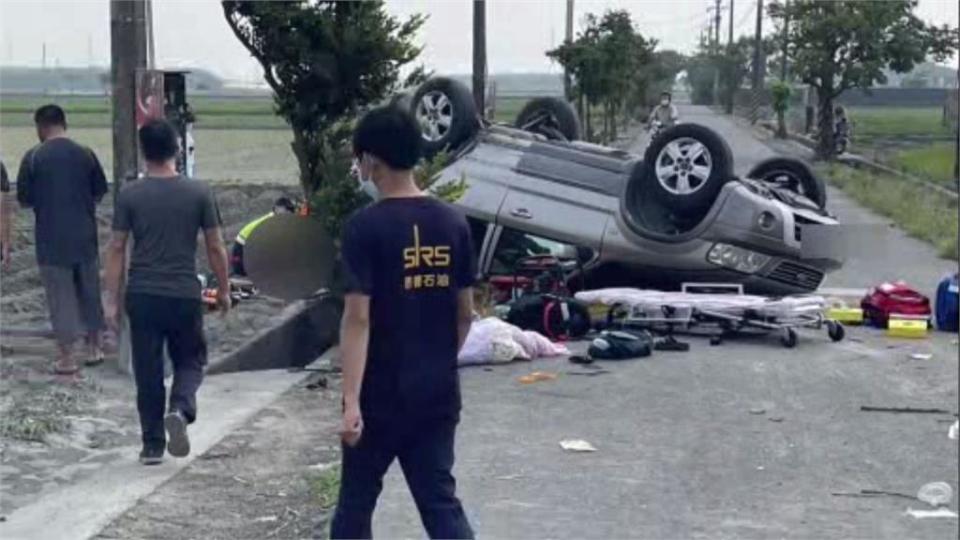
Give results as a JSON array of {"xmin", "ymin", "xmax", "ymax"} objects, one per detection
[
  {"xmin": 661, "ymin": 91, "xmax": 672, "ymax": 97},
  {"xmin": 352, "ymin": 105, "xmax": 422, "ymax": 171},
  {"xmin": 34, "ymin": 104, "xmax": 67, "ymax": 128},
  {"xmin": 138, "ymin": 119, "xmax": 179, "ymax": 162}
]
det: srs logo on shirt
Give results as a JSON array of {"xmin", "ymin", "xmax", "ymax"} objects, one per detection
[{"xmin": 403, "ymin": 224, "xmax": 452, "ymax": 290}]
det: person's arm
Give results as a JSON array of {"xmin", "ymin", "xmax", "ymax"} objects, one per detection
[
  {"xmin": 16, "ymin": 151, "xmax": 33, "ymax": 208},
  {"xmin": 88, "ymin": 149, "xmax": 109, "ymax": 203},
  {"xmin": 339, "ymin": 293, "xmax": 369, "ymax": 446},
  {"xmin": 454, "ymin": 215, "xmax": 478, "ymax": 351},
  {"xmin": 457, "ymin": 288, "xmax": 474, "ymax": 352},
  {"xmin": 102, "ymin": 230, "xmax": 128, "ymax": 330},
  {"xmin": 203, "ymin": 227, "xmax": 231, "ymax": 315},
  {"xmin": 670, "ymin": 105, "xmax": 679, "ymax": 122},
  {"xmin": 338, "ymin": 216, "xmax": 374, "ymax": 446},
  {"xmin": 200, "ymin": 186, "xmax": 230, "ymax": 314}
]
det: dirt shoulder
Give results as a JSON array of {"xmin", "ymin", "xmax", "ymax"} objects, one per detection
[{"xmin": 94, "ymin": 373, "xmax": 343, "ymax": 540}]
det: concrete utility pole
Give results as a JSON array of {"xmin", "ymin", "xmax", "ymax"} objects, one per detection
[
  {"xmin": 728, "ymin": 0, "xmax": 735, "ymax": 45},
  {"xmin": 472, "ymin": 0, "xmax": 487, "ymax": 117},
  {"xmin": 110, "ymin": 0, "xmax": 150, "ymax": 200},
  {"xmin": 564, "ymin": 0, "xmax": 574, "ymax": 100},
  {"xmin": 712, "ymin": 0, "xmax": 722, "ymax": 105},
  {"xmin": 752, "ymin": 0, "xmax": 764, "ymax": 90},
  {"xmin": 780, "ymin": 0, "xmax": 789, "ymax": 81}
]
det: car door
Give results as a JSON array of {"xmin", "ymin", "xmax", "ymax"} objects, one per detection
[{"xmin": 497, "ymin": 186, "xmax": 610, "ymax": 251}]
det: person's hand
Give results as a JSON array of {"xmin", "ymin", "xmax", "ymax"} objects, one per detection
[
  {"xmin": 103, "ymin": 297, "xmax": 119, "ymax": 332},
  {"xmin": 217, "ymin": 288, "xmax": 231, "ymax": 317},
  {"xmin": 340, "ymin": 400, "xmax": 363, "ymax": 447}
]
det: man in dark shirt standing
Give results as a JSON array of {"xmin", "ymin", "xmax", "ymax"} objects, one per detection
[
  {"xmin": 329, "ymin": 106, "xmax": 475, "ymax": 539},
  {"xmin": 16, "ymin": 105, "xmax": 108, "ymax": 375},
  {"xmin": 103, "ymin": 119, "xmax": 230, "ymax": 465}
]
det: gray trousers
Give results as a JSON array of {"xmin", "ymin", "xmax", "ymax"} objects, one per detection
[{"xmin": 39, "ymin": 260, "xmax": 105, "ymax": 347}]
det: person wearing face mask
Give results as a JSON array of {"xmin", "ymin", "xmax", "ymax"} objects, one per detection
[
  {"xmin": 329, "ymin": 106, "xmax": 476, "ymax": 539},
  {"xmin": 648, "ymin": 91, "xmax": 680, "ymax": 132}
]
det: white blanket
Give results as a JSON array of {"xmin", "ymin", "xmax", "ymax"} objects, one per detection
[{"xmin": 458, "ymin": 317, "xmax": 570, "ymax": 366}]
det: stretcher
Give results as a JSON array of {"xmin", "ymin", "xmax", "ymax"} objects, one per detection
[{"xmin": 575, "ymin": 287, "xmax": 846, "ymax": 348}]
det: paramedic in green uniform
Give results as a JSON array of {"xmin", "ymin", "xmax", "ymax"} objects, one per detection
[{"xmin": 230, "ymin": 197, "xmax": 296, "ymax": 276}]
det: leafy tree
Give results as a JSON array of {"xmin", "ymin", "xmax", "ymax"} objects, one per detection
[
  {"xmin": 222, "ymin": 1, "xmax": 425, "ymax": 196},
  {"xmin": 768, "ymin": 0, "xmax": 958, "ymax": 158},
  {"xmin": 770, "ymin": 81, "xmax": 791, "ymax": 138}
]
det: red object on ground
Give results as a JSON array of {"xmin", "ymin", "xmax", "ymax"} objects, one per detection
[{"xmin": 861, "ymin": 281, "xmax": 931, "ymax": 327}]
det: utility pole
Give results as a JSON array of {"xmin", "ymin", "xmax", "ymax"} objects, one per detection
[
  {"xmin": 564, "ymin": 0, "xmax": 574, "ymax": 101},
  {"xmin": 472, "ymin": 0, "xmax": 487, "ymax": 117},
  {"xmin": 110, "ymin": 0, "xmax": 150, "ymax": 201},
  {"xmin": 780, "ymin": 0, "xmax": 789, "ymax": 81},
  {"xmin": 752, "ymin": 0, "xmax": 764, "ymax": 90},
  {"xmin": 728, "ymin": 0, "xmax": 734, "ymax": 45},
  {"xmin": 712, "ymin": 0, "xmax": 722, "ymax": 105}
]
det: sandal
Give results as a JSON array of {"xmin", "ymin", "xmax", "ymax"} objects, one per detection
[
  {"xmin": 53, "ymin": 364, "xmax": 80, "ymax": 375},
  {"xmin": 85, "ymin": 350, "xmax": 105, "ymax": 367}
]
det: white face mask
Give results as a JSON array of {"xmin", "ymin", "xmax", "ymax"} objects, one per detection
[
  {"xmin": 661, "ymin": 99, "xmax": 670, "ymax": 106},
  {"xmin": 354, "ymin": 157, "xmax": 380, "ymax": 200}
]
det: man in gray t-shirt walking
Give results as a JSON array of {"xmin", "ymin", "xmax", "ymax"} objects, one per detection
[{"xmin": 103, "ymin": 119, "xmax": 230, "ymax": 466}]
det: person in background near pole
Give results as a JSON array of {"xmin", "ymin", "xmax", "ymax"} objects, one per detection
[
  {"xmin": 327, "ymin": 106, "xmax": 476, "ymax": 539},
  {"xmin": 102, "ymin": 119, "xmax": 230, "ymax": 466},
  {"xmin": 1, "ymin": 161, "xmax": 13, "ymax": 270},
  {"xmin": 231, "ymin": 196, "xmax": 297, "ymax": 277},
  {"xmin": 16, "ymin": 105, "xmax": 108, "ymax": 375},
  {"xmin": 648, "ymin": 91, "xmax": 680, "ymax": 131}
]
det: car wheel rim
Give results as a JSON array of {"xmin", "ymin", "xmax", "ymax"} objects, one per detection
[
  {"xmin": 416, "ymin": 91, "xmax": 453, "ymax": 142},
  {"xmin": 654, "ymin": 138, "xmax": 713, "ymax": 195}
]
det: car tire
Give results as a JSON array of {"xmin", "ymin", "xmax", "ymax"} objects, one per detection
[
  {"xmin": 515, "ymin": 97, "xmax": 581, "ymax": 141},
  {"xmin": 746, "ymin": 157, "xmax": 827, "ymax": 208},
  {"xmin": 642, "ymin": 123, "xmax": 734, "ymax": 215},
  {"xmin": 411, "ymin": 77, "xmax": 480, "ymax": 158}
]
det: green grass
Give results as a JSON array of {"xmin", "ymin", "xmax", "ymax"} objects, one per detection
[
  {"xmin": 818, "ymin": 163, "xmax": 959, "ymax": 260},
  {"xmin": 890, "ymin": 142, "xmax": 959, "ymax": 187},
  {"xmin": 0, "ymin": 380, "xmax": 99, "ymax": 443},
  {"xmin": 848, "ymin": 106, "xmax": 953, "ymax": 142},
  {"xmin": 307, "ymin": 464, "xmax": 341, "ymax": 538}
]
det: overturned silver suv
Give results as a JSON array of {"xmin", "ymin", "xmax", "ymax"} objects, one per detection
[{"xmin": 399, "ymin": 78, "xmax": 842, "ymax": 295}]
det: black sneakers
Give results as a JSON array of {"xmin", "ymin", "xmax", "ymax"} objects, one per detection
[
  {"xmin": 164, "ymin": 410, "xmax": 191, "ymax": 458},
  {"xmin": 139, "ymin": 445, "xmax": 164, "ymax": 466}
]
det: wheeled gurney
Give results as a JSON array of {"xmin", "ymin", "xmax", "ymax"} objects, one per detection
[{"xmin": 575, "ymin": 287, "xmax": 846, "ymax": 348}]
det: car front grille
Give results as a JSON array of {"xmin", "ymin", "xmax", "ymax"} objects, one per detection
[{"xmin": 767, "ymin": 260, "xmax": 824, "ymax": 290}]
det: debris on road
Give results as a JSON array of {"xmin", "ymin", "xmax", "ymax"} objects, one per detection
[
  {"xmin": 518, "ymin": 371, "xmax": 558, "ymax": 384},
  {"xmin": 832, "ymin": 489, "xmax": 917, "ymax": 501},
  {"xmin": 917, "ymin": 482, "xmax": 953, "ymax": 507},
  {"xmin": 908, "ymin": 353, "xmax": 932, "ymax": 360},
  {"xmin": 949, "ymin": 421, "xmax": 959, "ymax": 440},
  {"xmin": 904, "ymin": 507, "xmax": 959, "ymax": 520},
  {"xmin": 559, "ymin": 439, "xmax": 597, "ymax": 453},
  {"xmin": 749, "ymin": 408, "xmax": 767, "ymax": 415},
  {"xmin": 860, "ymin": 406, "xmax": 952, "ymax": 415},
  {"xmin": 255, "ymin": 516, "xmax": 279, "ymax": 523},
  {"xmin": 768, "ymin": 416, "xmax": 785, "ymax": 423}
]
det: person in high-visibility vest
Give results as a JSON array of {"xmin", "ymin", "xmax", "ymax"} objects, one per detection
[{"xmin": 231, "ymin": 197, "xmax": 296, "ymax": 276}]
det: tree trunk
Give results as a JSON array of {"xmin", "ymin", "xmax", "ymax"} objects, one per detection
[
  {"xmin": 585, "ymin": 104, "xmax": 592, "ymax": 142},
  {"xmin": 776, "ymin": 109, "xmax": 787, "ymax": 138},
  {"xmin": 816, "ymin": 87, "xmax": 836, "ymax": 160}
]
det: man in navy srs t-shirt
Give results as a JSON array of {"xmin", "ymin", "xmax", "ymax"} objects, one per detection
[{"xmin": 329, "ymin": 106, "xmax": 476, "ymax": 539}]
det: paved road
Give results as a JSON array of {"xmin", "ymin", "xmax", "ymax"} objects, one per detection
[{"xmin": 371, "ymin": 106, "xmax": 959, "ymax": 539}]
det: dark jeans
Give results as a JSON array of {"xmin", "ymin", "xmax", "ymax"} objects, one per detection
[
  {"xmin": 126, "ymin": 293, "xmax": 207, "ymax": 448},
  {"xmin": 328, "ymin": 416, "xmax": 473, "ymax": 540}
]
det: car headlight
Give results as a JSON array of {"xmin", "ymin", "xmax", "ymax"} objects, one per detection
[{"xmin": 706, "ymin": 243, "xmax": 772, "ymax": 274}]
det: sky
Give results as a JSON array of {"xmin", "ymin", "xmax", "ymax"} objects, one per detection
[{"xmin": 0, "ymin": 0, "xmax": 957, "ymax": 84}]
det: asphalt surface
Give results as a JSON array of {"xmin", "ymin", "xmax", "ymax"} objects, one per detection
[{"xmin": 370, "ymin": 106, "xmax": 959, "ymax": 539}]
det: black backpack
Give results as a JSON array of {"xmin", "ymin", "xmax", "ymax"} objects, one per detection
[
  {"xmin": 587, "ymin": 330, "xmax": 653, "ymax": 360},
  {"xmin": 506, "ymin": 294, "xmax": 591, "ymax": 340}
]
